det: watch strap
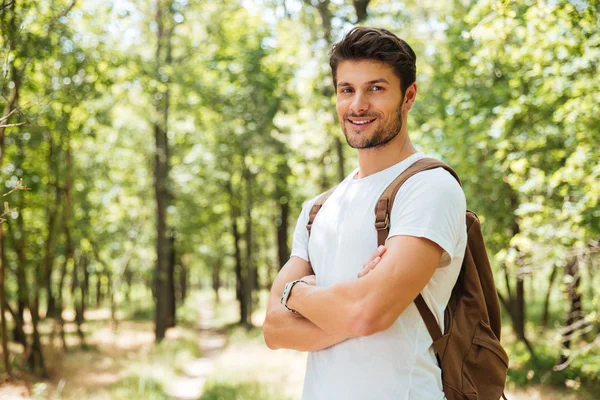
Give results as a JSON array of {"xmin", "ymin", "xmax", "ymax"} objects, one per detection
[{"xmin": 280, "ymin": 279, "xmax": 307, "ymax": 314}]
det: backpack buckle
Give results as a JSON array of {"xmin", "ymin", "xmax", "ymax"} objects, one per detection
[{"xmin": 374, "ymin": 214, "xmax": 389, "ymax": 231}]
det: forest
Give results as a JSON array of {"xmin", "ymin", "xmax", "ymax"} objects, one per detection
[{"xmin": 0, "ymin": 0, "xmax": 599, "ymax": 399}]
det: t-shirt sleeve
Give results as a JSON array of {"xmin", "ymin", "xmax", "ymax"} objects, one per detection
[
  {"xmin": 387, "ymin": 168, "xmax": 466, "ymax": 268},
  {"xmin": 290, "ymin": 197, "xmax": 318, "ymax": 262}
]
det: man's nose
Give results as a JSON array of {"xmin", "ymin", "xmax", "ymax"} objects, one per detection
[{"xmin": 350, "ymin": 92, "xmax": 369, "ymax": 115}]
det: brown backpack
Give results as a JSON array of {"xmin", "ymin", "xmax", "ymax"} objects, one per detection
[{"xmin": 307, "ymin": 158, "xmax": 509, "ymax": 400}]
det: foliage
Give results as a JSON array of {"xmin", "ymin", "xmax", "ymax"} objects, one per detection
[
  {"xmin": 0, "ymin": 0, "xmax": 598, "ymax": 395},
  {"xmin": 200, "ymin": 381, "xmax": 289, "ymax": 400}
]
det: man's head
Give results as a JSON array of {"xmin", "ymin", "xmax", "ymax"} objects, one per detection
[
  {"xmin": 329, "ymin": 27, "xmax": 417, "ymax": 94},
  {"xmin": 329, "ymin": 27, "xmax": 417, "ymax": 150}
]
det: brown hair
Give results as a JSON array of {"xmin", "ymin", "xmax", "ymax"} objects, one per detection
[{"xmin": 329, "ymin": 27, "xmax": 417, "ymax": 94}]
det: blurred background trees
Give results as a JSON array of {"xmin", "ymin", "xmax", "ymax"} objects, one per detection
[{"xmin": 0, "ymin": 0, "xmax": 598, "ymax": 397}]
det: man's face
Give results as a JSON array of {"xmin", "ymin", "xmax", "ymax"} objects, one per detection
[{"xmin": 335, "ymin": 60, "xmax": 405, "ymax": 149}]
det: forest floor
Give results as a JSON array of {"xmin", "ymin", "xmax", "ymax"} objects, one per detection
[{"xmin": 0, "ymin": 290, "xmax": 596, "ymax": 399}]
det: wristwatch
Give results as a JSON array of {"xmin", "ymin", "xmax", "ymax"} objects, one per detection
[{"xmin": 280, "ymin": 279, "xmax": 307, "ymax": 314}]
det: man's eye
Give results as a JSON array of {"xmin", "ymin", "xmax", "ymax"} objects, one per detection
[
  {"xmin": 340, "ymin": 88, "xmax": 353, "ymax": 94},
  {"xmin": 370, "ymin": 86, "xmax": 383, "ymax": 91}
]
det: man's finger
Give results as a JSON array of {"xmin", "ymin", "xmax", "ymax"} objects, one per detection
[
  {"xmin": 363, "ymin": 245, "xmax": 386, "ymax": 268},
  {"xmin": 358, "ymin": 256, "xmax": 381, "ymax": 278}
]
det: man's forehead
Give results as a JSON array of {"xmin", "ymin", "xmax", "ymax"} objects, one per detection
[{"xmin": 336, "ymin": 60, "xmax": 398, "ymax": 85}]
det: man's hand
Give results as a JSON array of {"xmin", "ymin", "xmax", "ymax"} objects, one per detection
[{"xmin": 358, "ymin": 245, "xmax": 387, "ymax": 278}]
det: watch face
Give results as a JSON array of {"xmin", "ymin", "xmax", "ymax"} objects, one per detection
[{"xmin": 281, "ymin": 282, "xmax": 292, "ymax": 304}]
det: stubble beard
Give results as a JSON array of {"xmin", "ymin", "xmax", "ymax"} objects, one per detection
[{"xmin": 342, "ymin": 106, "xmax": 404, "ymax": 150}]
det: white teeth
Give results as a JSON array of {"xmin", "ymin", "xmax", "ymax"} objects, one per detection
[{"xmin": 351, "ymin": 119, "xmax": 374, "ymax": 125}]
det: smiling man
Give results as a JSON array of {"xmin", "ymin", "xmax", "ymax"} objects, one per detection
[{"xmin": 263, "ymin": 27, "xmax": 467, "ymax": 400}]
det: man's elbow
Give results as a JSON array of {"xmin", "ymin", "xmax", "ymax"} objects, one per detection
[
  {"xmin": 264, "ymin": 334, "xmax": 279, "ymax": 350},
  {"xmin": 262, "ymin": 315, "xmax": 280, "ymax": 350}
]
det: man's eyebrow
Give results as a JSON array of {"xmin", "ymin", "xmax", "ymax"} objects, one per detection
[
  {"xmin": 366, "ymin": 78, "xmax": 390, "ymax": 85},
  {"xmin": 336, "ymin": 79, "xmax": 390, "ymax": 88}
]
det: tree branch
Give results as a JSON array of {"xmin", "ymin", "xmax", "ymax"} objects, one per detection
[
  {"xmin": 58, "ymin": 0, "xmax": 76, "ymax": 19},
  {"xmin": 0, "ymin": 1, "xmax": 14, "ymax": 14},
  {"xmin": 0, "ymin": 121, "xmax": 26, "ymax": 128},
  {"xmin": 0, "ymin": 107, "xmax": 18, "ymax": 122},
  {"xmin": 353, "ymin": 0, "xmax": 371, "ymax": 24},
  {"xmin": 497, "ymin": 290, "xmax": 509, "ymax": 312}
]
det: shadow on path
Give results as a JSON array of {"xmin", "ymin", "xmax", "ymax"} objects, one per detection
[{"xmin": 164, "ymin": 307, "xmax": 227, "ymax": 400}]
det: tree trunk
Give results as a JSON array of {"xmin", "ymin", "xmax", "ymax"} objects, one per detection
[
  {"xmin": 243, "ymin": 166, "xmax": 255, "ymax": 329},
  {"xmin": 109, "ymin": 272, "xmax": 118, "ymax": 331},
  {"xmin": 319, "ymin": 150, "xmax": 330, "ymax": 192},
  {"xmin": 335, "ymin": 136, "xmax": 345, "ymax": 182},
  {"xmin": 227, "ymin": 177, "xmax": 246, "ymax": 324},
  {"xmin": 2, "ymin": 232, "xmax": 27, "ymax": 349},
  {"xmin": 8, "ymin": 138, "xmax": 28, "ymax": 350},
  {"xmin": 212, "ymin": 260, "xmax": 221, "ymax": 303},
  {"xmin": 167, "ymin": 234, "xmax": 176, "ymax": 328},
  {"xmin": 514, "ymin": 273, "xmax": 525, "ymax": 341},
  {"xmin": 95, "ymin": 273, "xmax": 102, "ymax": 307},
  {"xmin": 44, "ymin": 133, "xmax": 63, "ymax": 319},
  {"xmin": 274, "ymin": 140, "xmax": 290, "ymax": 271},
  {"xmin": 29, "ymin": 305, "xmax": 46, "ymax": 376},
  {"xmin": 153, "ymin": 0, "xmax": 174, "ymax": 342},
  {"xmin": 508, "ymin": 201, "xmax": 527, "ymax": 342},
  {"xmin": 28, "ymin": 268, "xmax": 47, "ymax": 377},
  {"xmin": 56, "ymin": 248, "xmax": 69, "ymax": 351},
  {"xmin": 12, "ymin": 212, "xmax": 28, "ymax": 348},
  {"xmin": 0, "ymin": 0, "xmax": 21, "ymax": 374},
  {"xmin": 124, "ymin": 267, "xmax": 133, "ymax": 303},
  {"xmin": 178, "ymin": 259, "xmax": 187, "ymax": 304},
  {"xmin": 12, "ymin": 134, "xmax": 47, "ymax": 374},
  {"xmin": 500, "ymin": 208, "xmax": 536, "ymax": 359},
  {"xmin": 276, "ymin": 200, "xmax": 290, "ymax": 269},
  {"xmin": 56, "ymin": 133, "xmax": 74, "ymax": 352},
  {"xmin": 558, "ymin": 257, "xmax": 583, "ymax": 366},
  {"xmin": 541, "ymin": 263, "xmax": 558, "ymax": 330},
  {"xmin": 83, "ymin": 256, "xmax": 89, "ymax": 314},
  {"xmin": 75, "ymin": 255, "xmax": 87, "ymax": 347},
  {"xmin": 0, "ymin": 228, "xmax": 9, "ymax": 376},
  {"xmin": 313, "ymin": 0, "xmax": 333, "ymax": 45}
]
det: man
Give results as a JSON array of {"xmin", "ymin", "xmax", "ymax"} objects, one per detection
[{"xmin": 263, "ymin": 27, "xmax": 467, "ymax": 400}]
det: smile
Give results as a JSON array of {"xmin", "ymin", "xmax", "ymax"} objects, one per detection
[{"xmin": 349, "ymin": 118, "xmax": 376, "ymax": 126}]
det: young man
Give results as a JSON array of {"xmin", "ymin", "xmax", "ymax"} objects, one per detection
[{"xmin": 263, "ymin": 27, "xmax": 467, "ymax": 400}]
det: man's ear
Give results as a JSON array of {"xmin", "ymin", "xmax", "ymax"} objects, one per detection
[{"xmin": 403, "ymin": 83, "xmax": 417, "ymax": 111}]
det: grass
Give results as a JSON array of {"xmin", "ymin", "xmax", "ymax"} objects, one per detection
[
  {"xmin": 1, "ymin": 292, "xmax": 207, "ymax": 400},
  {"xmin": 200, "ymin": 381, "xmax": 287, "ymax": 400},
  {"xmin": 198, "ymin": 289, "xmax": 600, "ymax": 400},
  {"xmin": 106, "ymin": 375, "xmax": 169, "ymax": 400},
  {"xmin": 199, "ymin": 325, "xmax": 305, "ymax": 400},
  {"xmin": 3, "ymin": 288, "xmax": 600, "ymax": 400}
]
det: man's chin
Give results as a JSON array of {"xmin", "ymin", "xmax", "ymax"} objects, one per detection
[{"xmin": 344, "ymin": 132, "xmax": 369, "ymax": 149}]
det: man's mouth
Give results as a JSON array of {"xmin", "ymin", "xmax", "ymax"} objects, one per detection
[{"xmin": 348, "ymin": 118, "xmax": 376, "ymax": 126}]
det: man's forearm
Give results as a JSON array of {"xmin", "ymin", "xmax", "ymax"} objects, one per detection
[
  {"xmin": 287, "ymin": 280, "xmax": 365, "ymax": 337},
  {"xmin": 287, "ymin": 236, "xmax": 444, "ymax": 337},
  {"xmin": 263, "ymin": 306, "xmax": 348, "ymax": 352}
]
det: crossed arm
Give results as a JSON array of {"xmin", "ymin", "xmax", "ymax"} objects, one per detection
[
  {"xmin": 263, "ymin": 235, "xmax": 443, "ymax": 351},
  {"xmin": 263, "ymin": 256, "xmax": 348, "ymax": 351}
]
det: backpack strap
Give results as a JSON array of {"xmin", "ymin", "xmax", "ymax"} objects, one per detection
[
  {"xmin": 306, "ymin": 186, "xmax": 337, "ymax": 237},
  {"xmin": 374, "ymin": 157, "xmax": 461, "ymax": 342}
]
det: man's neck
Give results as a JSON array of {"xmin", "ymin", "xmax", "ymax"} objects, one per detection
[{"xmin": 354, "ymin": 131, "xmax": 417, "ymax": 179}]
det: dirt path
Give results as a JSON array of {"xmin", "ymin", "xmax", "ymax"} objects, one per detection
[
  {"xmin": 164, "ymin": 307, "xmax": 227, "ymax": 399},
  {"xmin": 0, "ymin": 302, "xmax": 229, "ymax": 400}
]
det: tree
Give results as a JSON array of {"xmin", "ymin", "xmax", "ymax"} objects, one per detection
[{"xmin": 152, "ymin": 0, "xmax": 177, "ymax": 342}]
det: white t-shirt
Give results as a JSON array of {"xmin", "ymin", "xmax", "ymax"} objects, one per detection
[{"xmin": 291, "ymin": 152, "xmax": 467, "ymax": 400}]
